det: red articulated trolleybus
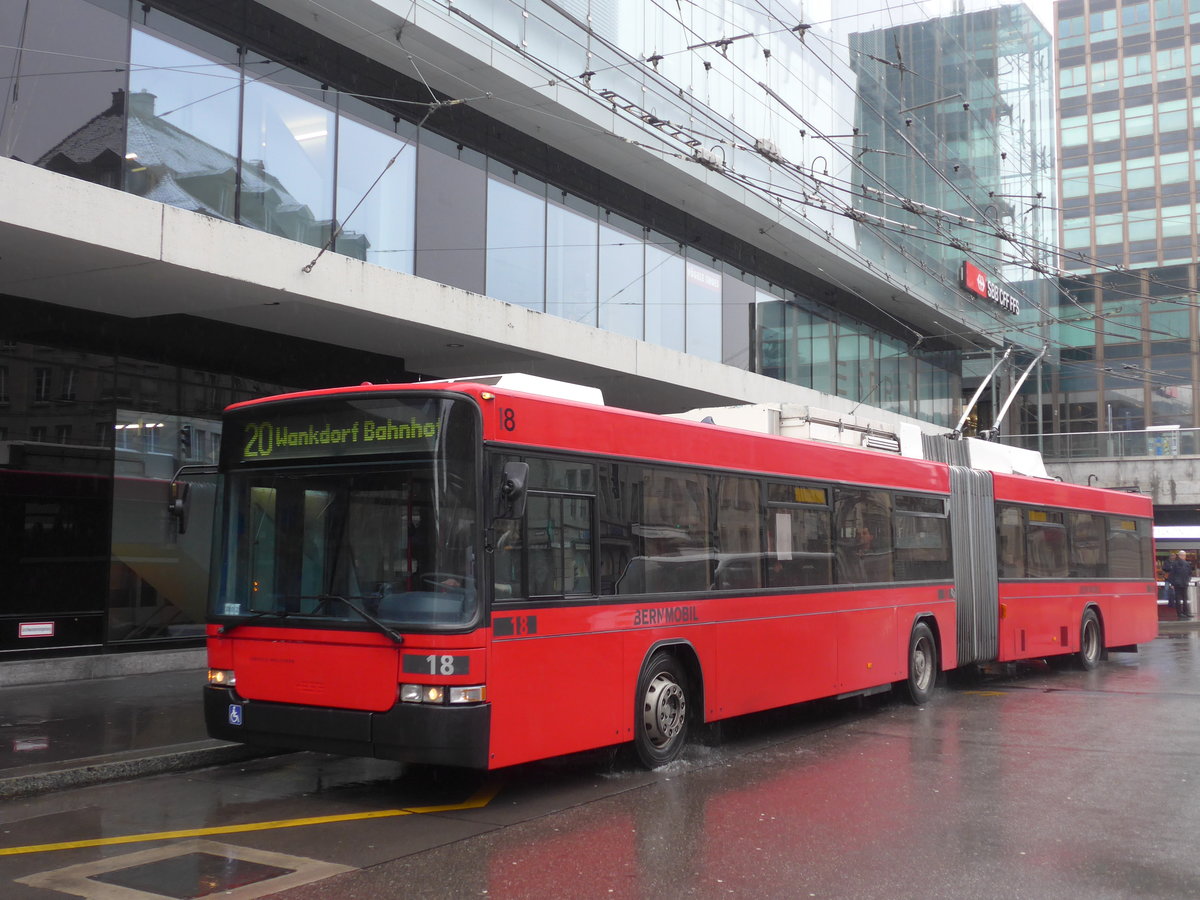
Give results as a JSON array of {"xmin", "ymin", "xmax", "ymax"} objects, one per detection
[{"xmin": 201, "ymin": 376, "xmax": 1157, "ymax": 769}]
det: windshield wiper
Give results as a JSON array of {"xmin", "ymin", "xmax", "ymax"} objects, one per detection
[
  {"xmin": 315, "ymin": 594, "xmax": 405, "ymax": 645},
  {"xmin": 217, "ymin": 608, "xmax": 288, "ymax": 636}
]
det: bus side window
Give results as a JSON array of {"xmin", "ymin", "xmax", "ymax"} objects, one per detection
[
  {"xmin": 1107, "ymin": 516, "xmax": 1147, "ymax": 579},
  {"xmin": 893, "ymin": 495, "xmax": 951, "ymax": 582},
  {"xmin": 639, "ymin": 468, "xmax": 712, "ymax": 594},
  {"xmin": 598, "ymin": 462, "xmax": 636, "ymax": 595},
  {"xmin": 527, "ymin": 493, "xmax": 594, "ymax": 598},
  {"xmin": 1025, "ymin": 509, "xmax": 1067, "ymax": 577},
  {"xmin": 492, "ymin": 516, "xmax": 523, "ymax": 600},
  {"xmin": 1068, "ymin": 512, "xmax": 1106, "ymax": 578},
  {"xmin": 833, "ymin": 490, "xmax": 893, "ymax": 584},
  {"xmin": 715, "ymin": 475, "xmax": 762, "ymax": 590},
  {"xmin": 996, "ymin": 505, "xmax": 1025, "ymax": 578}
]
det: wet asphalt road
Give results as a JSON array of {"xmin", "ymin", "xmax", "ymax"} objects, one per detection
[{"xmin": 5, "ymin": 631, "xmax": 1200, "ymax": 898}]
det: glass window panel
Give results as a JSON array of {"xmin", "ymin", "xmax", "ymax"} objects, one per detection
[
  {"xmin": 1060, "ymin": 65, "xmax": 1085, "ymax": 86},
  {"xmin": 241, "ymin": 62, "xmax": 335, "ymax": 248},
  {"xmin": 1108, "ymin": 518, "xmax": 1149, "ymax": 579},
  {"xmin": 110, "ymin": 411, "xmax": 218, "ymax": 644},
  {"xmin": 1125, "ymin": 113, "xmax": 1154, "ymax": 138},
  {"xmin": 1059, "ymin": 15, "xmax": 1085, "ymax": 37},
  {"xmin": 527, "ymin": 494, "xmax": 593, "ymax": 598},
  {"xmin": 894, "ymin": 506, "xmax": 951, "ymax": 582},
  {"xmin": 1062, "ymin": 169, "xmax": 1091, "ymax": 197},
  {"xmin": 1124, "ymin": 54, "xmax": 1152, "ymax": 77},
  {"xmin": 525, "ymin": 5, "xmax": 588, "ymax": 76},
  {"xmin": 1149, "ymin": 302, "xmax": 1190, "ymax": 342},
  {"xmin": 811, "ymin": 315, "xmax": 833, "ymax": 393},
  {"xmin": 1127, "ymin": 166, "xmax": 1155, "ymax": 189},
  {"xmin": 1, "ymin": 0, "xmax": 129, "ymax": 186},
  {"xmin": 454, "ymin": 0, "xmax": 523, "ymax": 45},
  {"xmin": 335, "ymin": 110, "xmax": 416, "ymax": 273},
  {"xmin": 623, "ymin": 468, "xmax": 712, "ymax": 595},
  {"xmin": 1068, "ymin": 513, "xmax": 1107, "ymax": 578},
  {"xmin": 546, "ymin": 198, "xmax": 598, "ymax": 325},
  {"xmin": 1162, "ymin": 205, "xmax": 1193, "ymax": 237},
  {"xmin": 721, "ymin": 273, "xmax": 755, "ymax": 369},
  {"xmin": 833, "ymin": 490, "xmax": 892, "ymax": 584},
  {"xmin": 685, "ymin": 259, "xmax": 722, "ymax": 362},
  {"xmin": 414, "ymin": 138, "xmax": 486, "ymax": 293},
  {"xmin": 767, "ymin": 504, "xmax": 832, "ymax": 587},
  {"xmin": 714, "ymin": 476, "xmax": 762, "ymax": 590},
  {"xmin": 997, "ymin": 505, "xmax": 1024, "ymax": 578},
  {"xmin": 1104, "ymin": 311, "xmax": 1142, "ymax": 345},
  {"xmin": 598, "ymin": 219, "xmax": 644, "ymax": 339},
  {"xmin": 493, "ymin": 508, "xmax": 523, "ymax": 600},
  {"xmin": 1160, "ymin": 110, "xmax": 1189, "ymax": 132},
  {"xmin": 128, "ymin": 28, "xmax": 240, "ymax": 219},
  {"xmin": 1128, "ymin": 219, "xmax": 1157, "ymax": 241},
  {"xmin": 645, "ymin": 234, "xmax": 685, "ymax": 351},
  {"xmin": 1026, "ymin": 511, "xmax": 1067, "ymax": 578},
  {"xmin": 841, "ymin": 327, "xmax": 862, "ymax": 401},
  {"xmin": 1149, "ymin": 355, "xmax": 1194, "ymax": 425},
  {"xmin": 1062, "ymin": 222, "xmax": 1091, "ymax": 249},
  {"xmin": 1060, "ymin": 125, "xmax": 1090, "ymax": 146},
  {"xmin": 486, "ymin": 174, "xmax": 546, "ymax": 310},
  {"xmin": 1124, "ymin": 2, "xmax": 1150, "ymax": 25},
  {"xmin": 755, "ymin": 295, "xmax": 785, "ymax": 381}
]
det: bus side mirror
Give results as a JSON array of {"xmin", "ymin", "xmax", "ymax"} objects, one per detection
[
  {"xmin": 496, "ymin": 462, "xmax": 529, "ymax": 520},
  {"xmin": 168, "ymin": 480, "xmax": 191, "ymax": 534}
]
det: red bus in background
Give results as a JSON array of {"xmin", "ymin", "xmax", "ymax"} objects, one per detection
[{"xmin": 202, "ymin": 379, "xmax": 1157, "ymax": 769}]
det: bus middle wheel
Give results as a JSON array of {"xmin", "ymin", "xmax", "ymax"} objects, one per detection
[
  {"xmin": 1078, "ymin": 608, "xmax": 1102, "ymax": 670},
  {"xmin": 903, "ymin": 621, "xmax": 938, "ymax": 705}
]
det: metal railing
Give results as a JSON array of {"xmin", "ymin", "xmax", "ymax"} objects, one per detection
[{"xmin": 996, "ymin": 428, "xmax": 1200, "ymax": 461}]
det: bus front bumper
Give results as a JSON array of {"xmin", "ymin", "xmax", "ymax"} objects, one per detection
[{"xmin": 204, "ymin": 686, "xmax": 490, "ymax": 769}]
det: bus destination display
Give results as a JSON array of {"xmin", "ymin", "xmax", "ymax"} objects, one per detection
[{"xmin": 231, "ymin": 399, "xmax": 447, "ymax": 463}]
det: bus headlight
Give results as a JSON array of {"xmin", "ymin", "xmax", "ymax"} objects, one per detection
[
  {"xmin": 208, "ymin": 669, "xmax": 236, "ymax": 687},
  {"xmin": 400, "ymin": 684, "xmax": 485, "ymax": 704},
  {"xmin": 401, "ymin": 684, "xmax": 443, "ymax": 703},
  {"xmin": 449, "ymin": 686, "xmax": 485, "ymax": 704}
]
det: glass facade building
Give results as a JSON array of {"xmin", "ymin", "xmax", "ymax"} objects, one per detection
[
  {"xmin": 0, "ymin": 0, "xmax": 1052, "ymax": 656},
  {"xmin": 1051, "ymin": 0, "xmax": 1199, "ymax": 438}
]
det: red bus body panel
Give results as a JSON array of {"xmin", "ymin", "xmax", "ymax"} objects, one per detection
[{"xmin": 484, "ymin": 585, "xmax": 957, "ymax": 768}]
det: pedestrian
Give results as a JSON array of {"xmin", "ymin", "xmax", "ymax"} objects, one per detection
[{"xmin": 1164, "ymin": 550, "xmax": 1194, "ymax": 620}]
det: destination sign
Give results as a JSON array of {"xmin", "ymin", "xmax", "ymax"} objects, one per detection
[{"xmin": 226, "ymin": 397, "xmax": 453, "ymax": 464}]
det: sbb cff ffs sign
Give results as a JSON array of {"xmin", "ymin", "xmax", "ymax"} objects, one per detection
[{"xmin": 962, "ymin": 260, "xmax": 1020, "ymax": 315}]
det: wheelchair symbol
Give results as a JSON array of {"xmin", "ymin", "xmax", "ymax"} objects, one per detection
[{"xmin": 228, "ymin": 704, "xmax": 243, "ymax": 726}]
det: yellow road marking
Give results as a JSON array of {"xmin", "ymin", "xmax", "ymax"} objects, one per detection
[
  {"xmin": 0, "ymin": 781, "xmax": 501, "ymax": 857},
  {"xmin": 963, "ymin": 690, "xmax": 1008, "ymax": 697}
]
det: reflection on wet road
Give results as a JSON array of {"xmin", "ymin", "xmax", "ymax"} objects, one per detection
[{"xmin": 6, "ymin": 633, "xmax": 1200, "ymax": 898}]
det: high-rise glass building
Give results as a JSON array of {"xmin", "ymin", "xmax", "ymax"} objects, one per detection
[
  {"xmin": 0, "ymin": 0, "xmax": 1053, "ymax": 658},
  {"xmin": 1047, "ymin": 0, "xmax": 1200, "ymax": 531}
]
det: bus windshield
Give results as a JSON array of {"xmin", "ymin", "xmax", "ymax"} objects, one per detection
[{"xmin": 210, "ymin": 395, "xmax": 480, "ymax": 630}]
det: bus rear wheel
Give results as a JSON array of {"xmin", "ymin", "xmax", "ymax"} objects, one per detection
[
  {"xmin": 1078, "ymin": 608, "xmax": 1102, "ymax": 670},
  {"xmin": 902, "ymin": 622, "xmax": 938, "ymax": 705},
  {"xmin": 634, "ymin": 651, "xmax": 689, "ymax": 768}
]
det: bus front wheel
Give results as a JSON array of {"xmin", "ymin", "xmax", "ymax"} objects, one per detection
[
  {"xmin": 903, "ymin": 622, "xmax": 938, "ymax": 705},
  {"xmin": 634, "ymin": 651, "xmax": 689, "ymax": 768}
]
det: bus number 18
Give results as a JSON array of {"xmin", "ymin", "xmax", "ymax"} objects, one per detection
[{"xmin": 403, "ymin": 654, "xmax": 469, "ymax": 675}]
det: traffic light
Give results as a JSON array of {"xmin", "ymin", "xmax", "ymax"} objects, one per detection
[{"xmin": 178, "ymin": 423, "xmax": 192, "ymax": 458}]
